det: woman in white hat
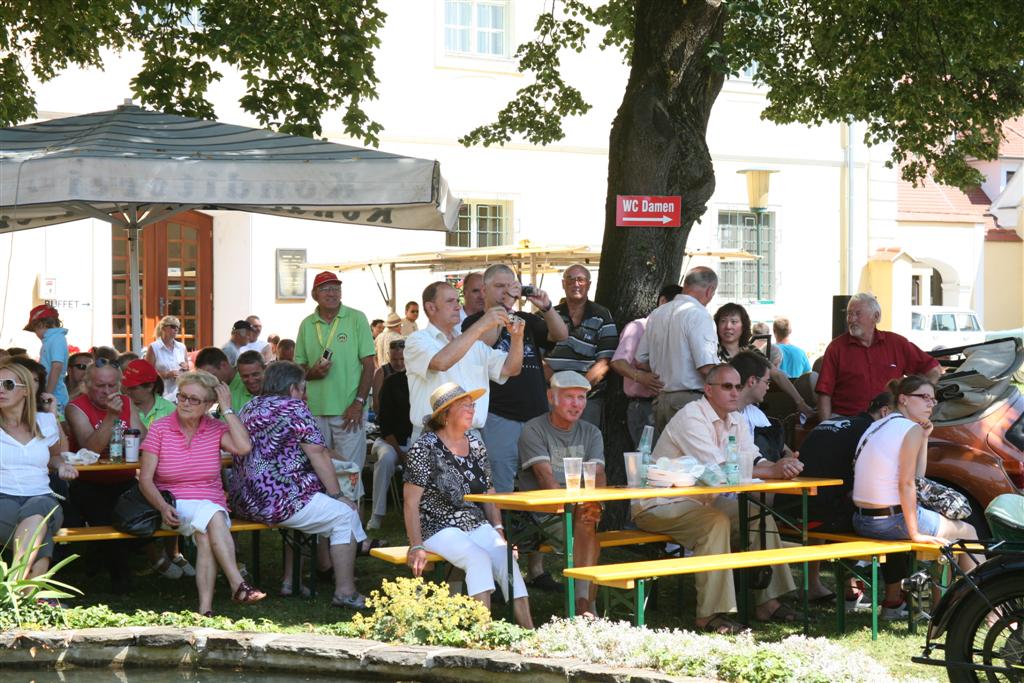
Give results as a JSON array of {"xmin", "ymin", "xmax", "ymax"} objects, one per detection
[{"xmin": 403, "ymin": 382, "xmax": 533, "ymax": 628}]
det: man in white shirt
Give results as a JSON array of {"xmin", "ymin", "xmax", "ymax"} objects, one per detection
[
  {"xmin": 635, "ymin": 267, "xmax": 720, "ymax": 432},
  {"xmin": 404, "ymin": 281, "xmax": 524, "ymax": 442},
  {"xmin": 239, "ymin": 315, "xmax": 274, "ymax": 363},
  {"xmin": 634, "ymin": 363, "xmax": 803, "ymax": 634}
]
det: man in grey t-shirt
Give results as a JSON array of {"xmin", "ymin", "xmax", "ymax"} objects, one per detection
[{"xmin": 518, "ymin": 371, "xmax": 604, "ymax": 615}]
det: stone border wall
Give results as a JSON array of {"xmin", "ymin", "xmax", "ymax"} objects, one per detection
[{"xmin": 0, "ymin": 628, "xmax": 708, "ymax": 682}]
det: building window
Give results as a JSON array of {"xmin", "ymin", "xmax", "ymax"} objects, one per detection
[
  {"xmin": 444, "ymin": 0, "xmax": 509, "ymax": 58},
  {"xmin": 447, "ymin": 201, "xmax": 511, "ymax": 248},
  {"xmin": 716, "ymin": 210, "xmax": 776, "ymax": 301}
]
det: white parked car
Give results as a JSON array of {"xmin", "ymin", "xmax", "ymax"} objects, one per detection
[{"xmin": 907, "ymin": 306, "xmax": 987, "ymax": 351}]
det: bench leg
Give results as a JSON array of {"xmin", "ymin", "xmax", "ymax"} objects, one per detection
[
  {"xmin": 251, "ymin": 530, "xmax": 261, "ymax": 586},
  {"xmin": 564, "ymin": 504, "xmax": 576, "ymax": 619},
  {"xmin": 835, "ymin": 559, "xmax": 846, "ymax": 635},
  {"xmin": 908, "ymin": 553, "xmax": 917, "ymax": 634},
  {"xmin": 737, "ymin": 493, "xmax": 750, "ymax": 625},
  {"xmin": 871, "ymin": 556, "xmax": 879, "ymax": 641},
  {"xmin": 801, "ymin": 490, "xmax": 809, "ymax": 636},
  {"xmin": 634, "ymin": 579, "xmax": 646, "ymax": 627}
]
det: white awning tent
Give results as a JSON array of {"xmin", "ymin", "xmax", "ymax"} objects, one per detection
[{"xmin": 0, "ymin": 103, "xmax": 460, "ymax": 350}]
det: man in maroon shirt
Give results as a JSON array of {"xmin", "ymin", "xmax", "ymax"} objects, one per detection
[{"xmin": 816, "ymin": 293, "xmax": 941, "ymax": 418}]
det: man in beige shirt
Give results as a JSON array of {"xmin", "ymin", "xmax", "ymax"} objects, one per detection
[
  {"xmin": 374, "ymin": 312, "xmax": 404, "ymax": 368},
  {"xmin": 634, "ymin": 363, "xmax": 803, "ymax": 633}
]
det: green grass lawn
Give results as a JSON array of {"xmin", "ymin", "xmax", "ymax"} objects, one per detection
[{"xmin": 53, "ymin": 501, "xmax": 947, "ymax": 682}]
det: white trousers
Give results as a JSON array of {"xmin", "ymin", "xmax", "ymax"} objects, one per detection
[
  {"xmin": 423, "ymin": 524, "xmax": 528, "ymax": 601},
  {"xmin": 281, "ymin": 492, "xmax": 367, "ymax": 546}
]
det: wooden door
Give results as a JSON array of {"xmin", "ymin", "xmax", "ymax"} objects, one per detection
[{"xmin": 111, "ymin": 211, "xmax": 213, "ymax": 353}]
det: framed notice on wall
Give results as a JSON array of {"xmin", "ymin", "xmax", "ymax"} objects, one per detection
[{"xmin": 276, "ymin": 249, "xmax": 307, "ymax": 301}]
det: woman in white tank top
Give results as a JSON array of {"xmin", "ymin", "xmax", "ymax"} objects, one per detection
[
  {"xmin": 852, "ymin": 375, "xmax": 977, "ymax": 571},
  {"xmin": 144, "ymin": 316, "xmax": 189, "ymax": 402}
]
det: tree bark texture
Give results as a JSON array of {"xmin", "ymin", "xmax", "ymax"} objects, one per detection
[{"xmin": 593, "ymin": 1, "xmax": 726, "ymax": 514}]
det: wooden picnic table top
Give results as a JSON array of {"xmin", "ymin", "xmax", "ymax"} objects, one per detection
[{"xmin": 464, "ymin": 477, "xmax": 844, "ymax": 513}]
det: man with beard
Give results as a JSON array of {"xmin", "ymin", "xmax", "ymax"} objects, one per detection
[{"xmin": 816, "ymin": 293, "xmax": 940, "ymax": 418}]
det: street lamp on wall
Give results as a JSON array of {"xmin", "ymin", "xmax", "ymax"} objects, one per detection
[{"xmin": 737, "ymin": 169, "xmax": 778, "ymax": 301}]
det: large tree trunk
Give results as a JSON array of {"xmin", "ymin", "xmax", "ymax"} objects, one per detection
[{"xmin": 594, "ymin": 1, "xmax": 726, "ymax": 518}]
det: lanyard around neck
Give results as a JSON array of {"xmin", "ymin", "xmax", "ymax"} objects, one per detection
[{"xmin": 315, "ymin": 314, "xmax": 341, "ymax": 351}]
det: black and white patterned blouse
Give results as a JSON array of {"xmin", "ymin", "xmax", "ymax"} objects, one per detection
[{"xmin": 404, "ymin": 431, "xmax": 491, "ymax": 541}]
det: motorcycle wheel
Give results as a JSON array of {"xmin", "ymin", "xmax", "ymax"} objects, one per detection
[{"xmin": 944, "ymin": 575, "xmax": 1024, "ymax": 682}]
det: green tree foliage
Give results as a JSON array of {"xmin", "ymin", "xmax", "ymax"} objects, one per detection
[
  {"xmin": 0, "ymin": 0, "xmax": 385, "ymax": 142},
  {"xmin": 464, "ymin": 0, "xmax": 1024, "ymax": 189}
]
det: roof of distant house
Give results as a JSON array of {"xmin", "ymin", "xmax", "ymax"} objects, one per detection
[
  {"xmin": 1000, "ymin": 117, "xmax": 1024, "ymax": 158},
  {"xmin": 897, "ymin": 174, "xmax": 994, "ymax": 228}
]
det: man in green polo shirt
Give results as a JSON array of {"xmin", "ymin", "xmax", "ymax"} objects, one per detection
[{"xmin": 295, "ymin": 271, "xmax": 375, "ymax": 499}]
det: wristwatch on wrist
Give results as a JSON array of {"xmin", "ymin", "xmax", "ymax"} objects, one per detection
[
  {"xmin": 541, "ymin": 302, "xmax": 553, "ymax": 313},
  {"xmin": 355, "ymin": 396, "xmax": 366, "ymax": 404},
  {"xmin": 222, "ymin": 408, "xmax": 235, "ymax": 416}
]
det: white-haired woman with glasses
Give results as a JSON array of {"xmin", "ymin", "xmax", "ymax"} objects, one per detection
[
  {"xmin": 145, "ymin": 316, "xmax": 189, "ymax": 402},
  {"xmin": 0, "ymin": 362, "xmax": 78, "ymax": 581},
  {"xmin": 403, "ymin": 382, "xmax": 533, "ymax": 628},
  {"xmin": 139, "ymin": 370, "xmax": 265, "ymax": 616}
]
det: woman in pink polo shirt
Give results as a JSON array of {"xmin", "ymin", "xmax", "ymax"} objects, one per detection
[{"xmin": 139, "ymin": 370, "xmax": 266, "ymax": 615}]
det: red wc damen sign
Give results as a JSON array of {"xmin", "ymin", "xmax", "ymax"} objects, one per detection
[{"xmin": 615, "ymin": 195, "xmax": 682, "ymax": 227}]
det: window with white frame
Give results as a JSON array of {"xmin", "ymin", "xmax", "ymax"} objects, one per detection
[
  {"xmin": 447, "ymin": 201, "xmax": 512, "ymax": 247},
  {"xmin": 444, "ymin": 0, "xmax": 509, "ymax": 58},
  {"xmin": 716, "ymin": 210, "xmax": 776, "ymax": 301}
]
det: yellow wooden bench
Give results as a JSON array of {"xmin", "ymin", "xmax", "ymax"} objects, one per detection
[
  {"xmin": 371, "ymin": 530, "xmax": 674, "ymax": 567},
  {"xmin": 54, "ymin": 521, "xmax": 274, "ymax": 585},
  {"xmin": 54, "ymin": 520, "xmax": 272, "ymax": 543},
  {"xmin": 563, "ymin": 540, "xmax": 912, "ymax": 638},
  {"xmin": 784, "ymin": 529, "xmax": 984, "ymax": 560}
]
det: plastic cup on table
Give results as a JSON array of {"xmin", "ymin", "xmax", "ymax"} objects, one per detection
[
  {"xmin": 740, "ymin": 450, "xmax": 755, "ymax": 483},
  {"xmin": 582, "ymin": 461, "xmax": 598, "ymax": 489},
  {"xmin": 563, "ymin": 457, "xmax": 583, "ymax": 491},
  {"xmin": 624, "ymin": 452, "xmax": 643, "ymax": 488}
]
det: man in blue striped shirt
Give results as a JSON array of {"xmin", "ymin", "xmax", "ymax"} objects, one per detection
[{"xmin": 544, "ymin": 264, "xmax": 619, "ymax": 428}]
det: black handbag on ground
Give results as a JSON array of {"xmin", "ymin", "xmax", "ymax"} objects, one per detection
[{"xmin": 113, "ymin": 484, "xmax": 176, "ymax": 537}]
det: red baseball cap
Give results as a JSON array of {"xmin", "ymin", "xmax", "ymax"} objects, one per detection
[
  {"xmin": 121, "ymin": 359, "xmax": 160, "ymax": 388},
  {"xmin": 312, "ymin": 271, "xmax": 342, "ymax": 291},
  {"xmin": 24, "ymin": 304, "xmax": 59, "ymax": 331}
]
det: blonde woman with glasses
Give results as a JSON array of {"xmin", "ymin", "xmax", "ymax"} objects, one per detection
[{"xmin": 145, "ymin": 316, "xmax": 189, "ymax": 402}]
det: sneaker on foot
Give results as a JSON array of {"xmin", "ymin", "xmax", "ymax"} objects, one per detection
[
  {"xmin": 845, "ymin": 591, "xmax": 870, "ymax": 613},
  {"xmin": 881, "ymin": 601, "xmax": 909, "ymax": 620},
  {"xmin": 171, "ymin": 554, "xmax": 196, "ymax": 577},
  {"xmin": 154, "ymin": 556, "xmax": 184, "ymax": 580},
  {"xmin": 366, "ymin": 515, "xmax": 384, "ymax": 531}
]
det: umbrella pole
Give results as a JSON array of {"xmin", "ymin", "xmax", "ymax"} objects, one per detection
[{"xmin": 128, "ymin": 220, "xmax": 144, "ymax": 354}]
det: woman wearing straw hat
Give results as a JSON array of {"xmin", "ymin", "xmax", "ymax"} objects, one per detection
[{"xmin": 403, "ymin": 382, "xmax": 533, "ymax": 628}]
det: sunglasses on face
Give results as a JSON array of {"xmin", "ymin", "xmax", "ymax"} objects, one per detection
[
  {"xmin": 0, "ymin": 379, "xmax": 28, "ymax": 392},
  {"xmin": 709, "ymin": 382, "xmax": 741, "ymax": 392},
  {"xmin": 177, "ymin": 393, "xmax": 209, "ymax": 406},
  {"xmin": 72, "ymin": 363, "xmax": 91, "ymax": 371},
  {"xmin": 94, "ymin": 358, "xmax": 120, "ymax": 369}
]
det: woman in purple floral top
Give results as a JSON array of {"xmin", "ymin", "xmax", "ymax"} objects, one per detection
[{"xmin": 233, "ymin": 361, "xmax": 367, "ymax": 609}]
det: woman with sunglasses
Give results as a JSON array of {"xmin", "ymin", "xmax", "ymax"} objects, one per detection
[
  {"xmin": 852, "ymin": 375, "xmax": 978, "ymax": 613},
  {"xmin": 145, "ymin": 316, "xmax": 190, "ymax": 403},
  {"xmin": 0, "ymin": 362, "xmax": 79, "ymax": 582},
  {"xmin": 714, "ymin": 303, "xmax": 815, "ymax": 419},
  {"xmin": 139, "ymin": 370, "xmax": 265, "ymax": 615}
]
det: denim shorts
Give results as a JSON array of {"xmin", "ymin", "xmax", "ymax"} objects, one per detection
[{"xmin": 852, "ymin": 505, "xmax": 941, "ymax": 539}]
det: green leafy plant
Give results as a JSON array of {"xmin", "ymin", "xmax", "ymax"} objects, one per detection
[
  {"xmin": 350, "ymin": 577, "xmax": 508, "ymax": 648},
  {"xmin": 0, "ymin": 510, "xmax": 81, "ymax": 628}
]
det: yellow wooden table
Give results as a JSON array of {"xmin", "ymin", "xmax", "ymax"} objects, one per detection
[
  {"xmin": 73, "ymin": 455, "xmax": 233, "ymax": 472},
  {"xmin": 467, "ymin": 477, "xmax": 843, "ymax": 620}
]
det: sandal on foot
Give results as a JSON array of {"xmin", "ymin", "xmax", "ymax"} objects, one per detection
[
  {"xmin": 332, "ymin": 592, "xmax": 367, "ymax": 610},
  {"xmin": 699, "ymin": 614, "xmax": 746, "ymax": 635},
  {"xmin": 232, "ymin": 581, "xmax": 267, "ymax": 605},
  {"xmin": 758, "ymin": 603, "xmax": 798, "ymax": 623},
  {"xmin": 171, "ymin": 554, "xmax": 196, "ymax": 577}
]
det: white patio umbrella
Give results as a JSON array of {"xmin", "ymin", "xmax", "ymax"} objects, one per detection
[{"xmin": 0, "ymin": 102, "xmax": 460, "ymax": 351}]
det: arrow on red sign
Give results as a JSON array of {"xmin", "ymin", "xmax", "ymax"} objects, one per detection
[{"xmin": 615, "ymin": 195, "xmax": 682, "ymax": 227}]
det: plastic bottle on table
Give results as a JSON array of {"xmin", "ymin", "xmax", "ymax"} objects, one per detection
[
  {"xmin": 723, "ymin": 435, "xmax": 740, "ymax": 485},
  {"xmin": 109, "ymin": 422, "xmax": 124, "ymax": 463},
  {"xmin": 637, "ymin": 424, "xmax": 655, "ymax": 485}
]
